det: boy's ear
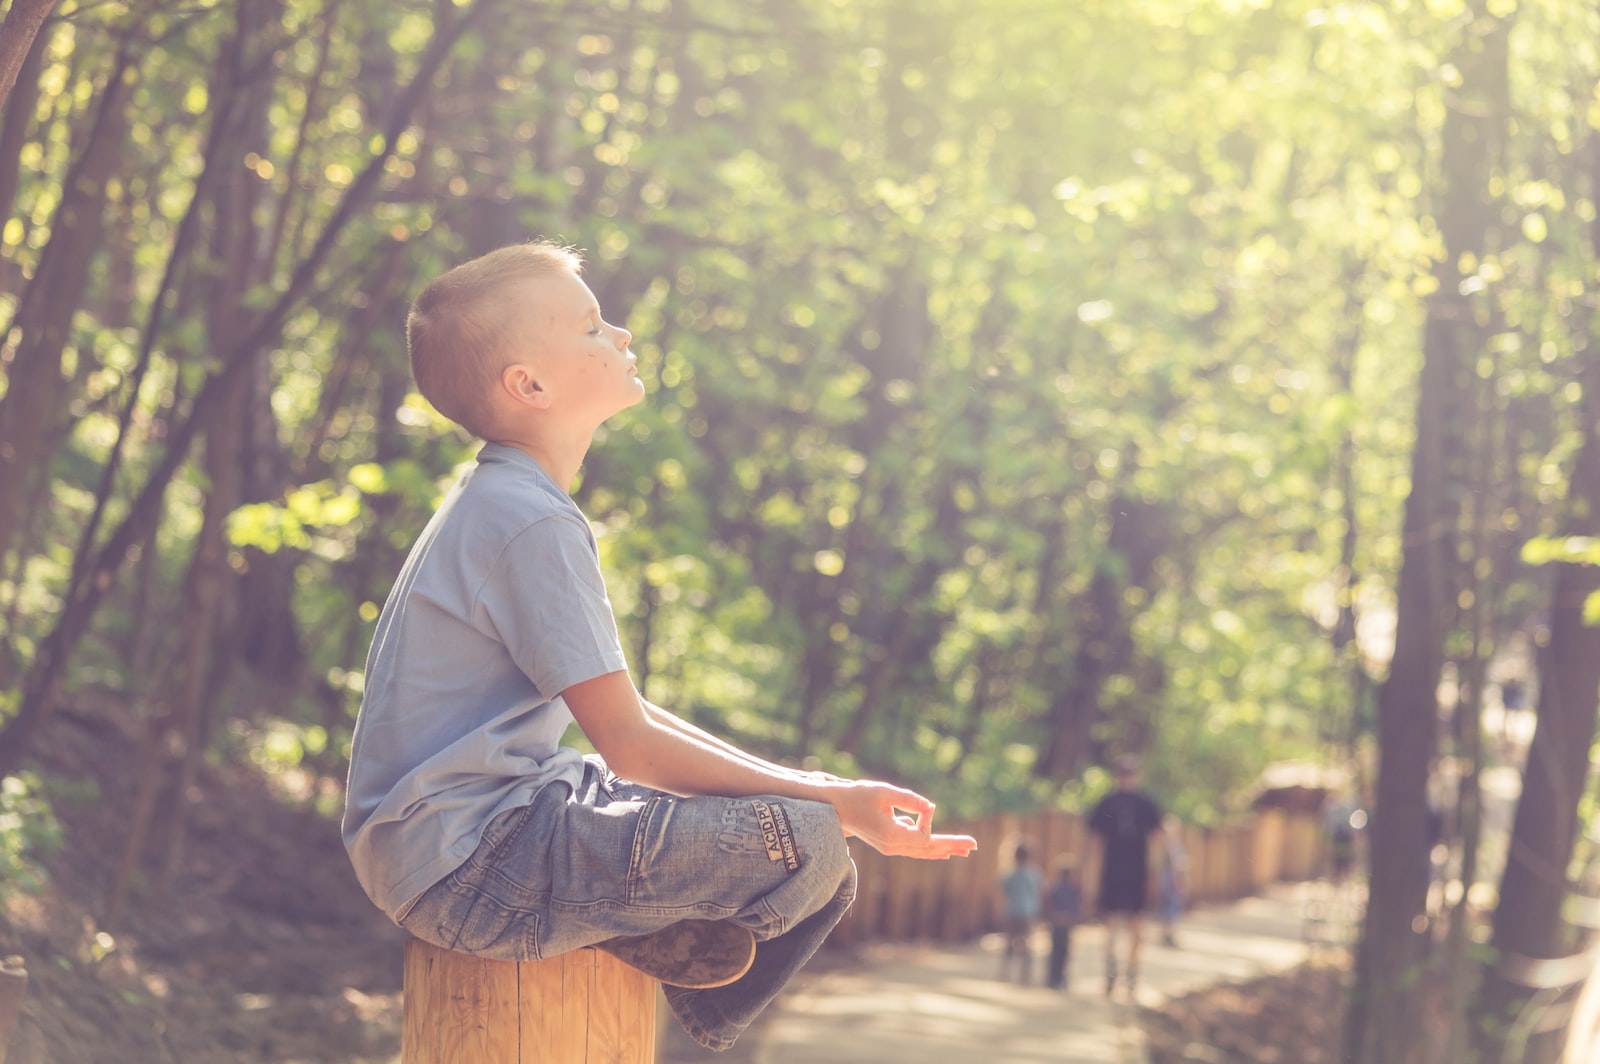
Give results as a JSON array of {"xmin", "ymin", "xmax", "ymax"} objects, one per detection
[{"xmin": 501, "ymin": 363, "xmax": 551, "ymax": 409}]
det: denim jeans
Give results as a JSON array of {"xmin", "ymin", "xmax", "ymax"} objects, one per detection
[{"xmin": 398, "ymin": 756, "xmax": 858, "ymax": 1050}]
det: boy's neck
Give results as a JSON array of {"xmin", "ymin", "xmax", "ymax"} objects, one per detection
[{"xmin": 492, "ymin": 432, "xmax": 591, "ymax": 490}]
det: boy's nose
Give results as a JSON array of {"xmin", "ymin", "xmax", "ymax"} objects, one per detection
[{"xmin": 614, "ymin": 324, "xmax": 632, "ymax": 347}]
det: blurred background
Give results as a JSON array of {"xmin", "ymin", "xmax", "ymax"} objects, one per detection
[{"xmin": 0, "ymin": 0, "xmax": 1597, "ymax": 1061}]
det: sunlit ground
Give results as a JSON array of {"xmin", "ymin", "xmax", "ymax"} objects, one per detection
[{"xmin": 757, "ymin": 883, "xmax": 1326, "ymax": 1064}]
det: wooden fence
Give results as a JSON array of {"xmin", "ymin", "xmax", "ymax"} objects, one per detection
[{"xmin": 830, "ymin": 807, "xmax": 1325, "ymax": 945}]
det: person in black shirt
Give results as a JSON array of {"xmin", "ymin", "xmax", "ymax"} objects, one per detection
[{"xmin": 1087, "ymin": 756, "xmax": 1164, "ymax": 998}]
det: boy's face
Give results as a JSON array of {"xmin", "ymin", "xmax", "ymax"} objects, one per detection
[{"xmin": 511, "ymin": 269, "xmax": 643, "ymax": 422}]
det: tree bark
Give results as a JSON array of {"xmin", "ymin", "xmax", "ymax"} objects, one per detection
[
  {"xmin": 0, "ymin": 10, "xmax": 49, "ymax": 234},
  {"xmin": 1472, "ymin": 383, "xmax": 1600, "ymax": 1063},
  {"xmin": 0, "ymin": 0, "xmax": 56, "ymax": 115},
  {"xmin": 0, "ymin": 0, "xmax": 498, "ymax": 775},
  {"xmin": 1345, "ymin": 6, "xmax": 1510, "ymax": 1059},
  {"xmin": 1470, "ymin": 109, "xmax": 1600, "ymax": 1064},
  {"xmin": 1036, "ymin": 494, "xmax": 1168, "ymax": 779},
  {"xmin": 0, "ymin": 44, "xmax": 134, "ymax": 579}
]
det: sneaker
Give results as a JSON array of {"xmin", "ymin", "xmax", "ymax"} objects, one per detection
[{"xmin": 594, "ymin": 920, "xmax": 757, "ymax": 989}]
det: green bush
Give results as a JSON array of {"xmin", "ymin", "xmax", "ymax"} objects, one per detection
[{"xmin": 0, "ymin": 773, "xmax": 61, "ymax": 900}]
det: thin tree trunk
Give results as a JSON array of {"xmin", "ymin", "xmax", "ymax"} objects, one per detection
[
  {"xmin": 104, "ymin": 0, "xmax": 271, "ymax": 911},
  {"xmin": 1445, "ymin": 366, "xmax": 1496, "ymax": 1062},
  {"xmin": 1329, "ymin": 258, "xmax": 1369, "ymax": 764},
  {"xmin": 1472, "ymin": 419, "xmax": 1600, "ymax": 1063},
  {"xmin": 1471, "ymin": 112, "xmax": 1600, "ymax": 1064},
  {"xmin": 0, "ymin": 43, "xmax": 135, "ymax": 575},
  {"xmin": 0, "ymin": 0, "xmax": 57, "ymax": 115},
  {"xmin": 1345, "ymin": 7, "xmax": 1508, "ymax": 1059},
  {"xmin": 0, "ymin": 11, "xmax": 49, "ymax": 232},
  {"xmin": 1036, "ymin": 494, "xmax": 1167, "ymax": 779},
  {"xmin": 0, "ymin": 0, "xmax": 498, "ymax": 775}
]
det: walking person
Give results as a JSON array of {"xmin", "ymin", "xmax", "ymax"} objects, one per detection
[
  {"xmin": 1043, "ymin": 857, "xmax": 1083, "ymax": 990},
  {"xmin": 1158, "ymin": 815, "xmax": 1187, "ymax": 948},
  {"xmin": 1086, "ymin": 756, "xmax": 1164, "ymax": 998},
  {"xmin": 998, "ymin": 842, "xmax": 1043, "ymax": 983}
]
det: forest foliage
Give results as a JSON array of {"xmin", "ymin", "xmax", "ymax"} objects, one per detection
[{"xmin": 2, "ymin": 2, "xmax": 1600, "ymax": 1055}]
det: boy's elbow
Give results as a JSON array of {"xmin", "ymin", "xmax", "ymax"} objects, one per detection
[
  {"xmin": 563, "ymin": 672, "xmax": 657, "ymax": 780},
  {"xmin": 596, "ymin": 742, "xmax": 649, "ymax": 783},
  {"xmin": 586, "ymin": 718, "xmax": 664, "ymax": 786}
]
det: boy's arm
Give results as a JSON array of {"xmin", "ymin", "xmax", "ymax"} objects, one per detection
[
  {"xmin": 1083, "ymin": 830, "xmax": 1103, "ymax": 911},
  {"xmin": 563, "ymin": 670, "xmax": 976, "ymax": 860},
  {"xmin": 638, "ymin": 696, "xmax": 846, "ymax": 787}
]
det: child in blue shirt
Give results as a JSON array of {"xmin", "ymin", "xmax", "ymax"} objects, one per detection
[
  {"xmin": 1043, "ymin": 858, "xmax": 1083, "ymax": 990},
  {"xmin": 998, "ymin": 843, "xmax": 1043, "ymax": 983}
]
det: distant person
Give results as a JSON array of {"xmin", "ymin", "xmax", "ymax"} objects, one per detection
[
  {"xmin": 1158, "ymin": 814, "xmax": 1188, "ymax": 948},
  {"xmin": 1424, "ymin": 785, "xmax": 1448, "ymax": 915},
  {"xmin": 998, "ymin": 842, "xmax": 1043, "ymax": 983},
  {"xmin": 1087, "ymin": 756, "xmax": 1164, "ymax": 998},
  {"xmin": 1042, "ymin": 856, "xmax": 1083, "ymax": 991},
  {"xmin": 1324, "ymin": 794, "xmax": 1362, "ymax": 884},
  {"xmin": 340, "ymin": 240, "xmax": 976, "ymax": 1052},
  {"xmin": 1497, "ymin": 676, "xmax": 1530, "ymax": 754}
]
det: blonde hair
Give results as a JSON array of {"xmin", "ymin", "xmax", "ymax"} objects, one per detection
[{"xmin": 406, "ymin": 240, "xmax": 583, "ymax": 436}]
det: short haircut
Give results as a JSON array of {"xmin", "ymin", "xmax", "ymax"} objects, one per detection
[{"xmin": 406, "ymin": 240, "xmax": 583, "ymax": 436}]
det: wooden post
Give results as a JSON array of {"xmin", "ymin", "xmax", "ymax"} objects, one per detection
[
  {"xmin": 0, "ymin": 955, "xmax": 26, "ymax": 1064},
  {"xmin": 403, "ymin": 940, "xmax": 656, "ymax": 1064}
]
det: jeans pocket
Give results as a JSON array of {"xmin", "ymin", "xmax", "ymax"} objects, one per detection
[
  {"xmin": 463, "ymin": 803, "xmax": 531, "ymax": 870},
  {"xmin": 441, "ymin": 876, "xmax": 539, "ymax": 961}
]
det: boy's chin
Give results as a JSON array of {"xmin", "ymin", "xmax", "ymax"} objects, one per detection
[{"xmin": 603, "ymin": 388, "xmax": 647, "ymax": 421}]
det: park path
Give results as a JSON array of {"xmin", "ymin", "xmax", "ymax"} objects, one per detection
[{"xmin": 745, "ymin": 881, "xmax": 1355, "ymax": 1064}]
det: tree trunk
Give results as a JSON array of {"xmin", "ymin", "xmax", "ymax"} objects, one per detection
[
  {"xmin": 1472, "ymin": 402, "xmax": 1600, "ymax": 1063},
  {"xmin": 1470, "ymin": 112, "xmax": 1600, "ymax": 1063},
  {"xmin": 1345, "ymin": 6, "xmax": 1511, "ymax": 1058},
  {"xmin": 0, "ymin": 10, "xmax": 50, "ymax": 235},
  {"xmin": 1036, "ymin": 494, "xmax": 1168, "ymax": 779},
  {"xmin": 0, "ymin": 0, "xmax": 497, "ymax": 775},
  {"xmin": 0, "ymin": 0, "xmax": 57, "ymax": 115},
  {"xmin": 1346, "ymin": 402, "xmax": 1453, "ymax": 1064},
  {"xmin": 1444, "ymin": 372, "xmax": 1495, "ymax": 1064},
  {"xmin": 0, "ymin": 44, "xmax": 134, "ymax": 577}
]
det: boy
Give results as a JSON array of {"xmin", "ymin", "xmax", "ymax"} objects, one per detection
[
  {"xmin": 1042, "ymin": 857, "xmax": 1082, "ymax": 991},
  {"xmin": 342, "ymin": 241, "xmax": 976, "ymax": 1051},
  {"xmin": 997, "ymin": 842, "xmax": 1042, "ymax": 983}
]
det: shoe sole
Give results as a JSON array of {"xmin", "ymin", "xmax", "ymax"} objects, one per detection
[{"xmin": 594, "ymin": 920, "xmax": 757, "ymax": 989}]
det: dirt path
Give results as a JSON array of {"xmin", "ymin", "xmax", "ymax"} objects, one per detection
[{"xmin": 659, "ymin": 882, "xmax": 1352, "ymax": 1064}]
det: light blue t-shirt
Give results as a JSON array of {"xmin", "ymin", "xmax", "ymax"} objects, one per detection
[
  {"xmin": 342, "ymin": 444, "xmax": 630, "ymax": 919},
  {"xmin": 1001, "ymin": 865, "xmax": 1043, "ymax": 921}
]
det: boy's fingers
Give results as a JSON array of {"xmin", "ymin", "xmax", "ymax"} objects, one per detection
[
  {"xmin": 885, "ymin": 786, "xmax": 935, "ymax": 815},
  {"xmin": 924, "ymin": 834, "xmax": 978, "ymax": 859},
  {"xmin": 893, "ymin": 830, "xmax": 977, "ymax": 859}
]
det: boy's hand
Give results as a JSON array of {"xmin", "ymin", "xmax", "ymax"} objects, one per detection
[{"xmin": 829, "ymin": 781, "xmax": 977, "ymax": 860}]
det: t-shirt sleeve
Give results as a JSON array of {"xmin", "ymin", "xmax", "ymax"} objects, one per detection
[
  {"xmin": 475, "ymin": 514, "xmax": 630, "ymax": 697},
  {"xmin": 1143, "ymin": 794, "xmax": 1164, "ymax": 835}
]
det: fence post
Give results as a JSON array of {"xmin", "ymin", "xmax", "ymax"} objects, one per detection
[
  {"xmin": 0, "ymin": 955, "xmax": 26, "ymax": 1064},
  {"xmin": 402, "ymin": 939, "xmax": 656, "ymax": 1063}
]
